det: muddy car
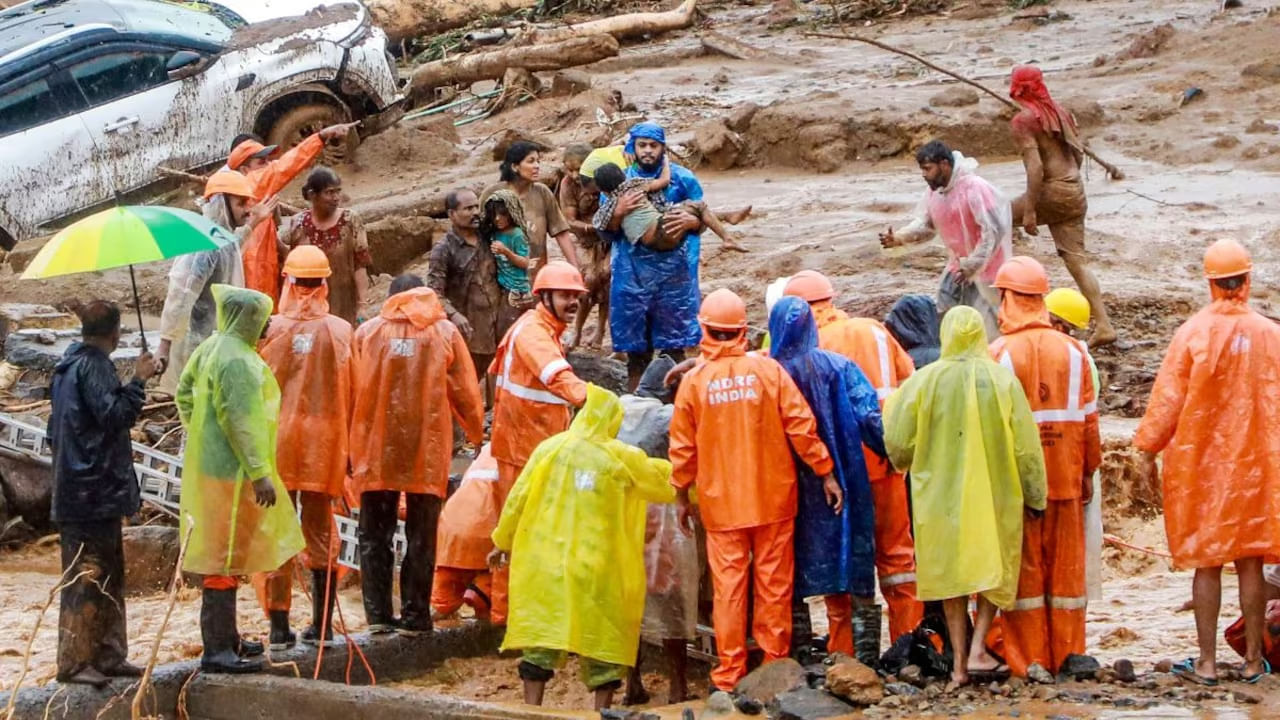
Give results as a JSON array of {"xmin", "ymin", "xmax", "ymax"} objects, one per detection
[{"xmin": 0, "ymin": 0, "xmax": 405, "ymax": 248}]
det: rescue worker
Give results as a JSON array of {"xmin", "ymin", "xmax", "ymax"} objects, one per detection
[
  {"xmin": 769, "ymin": 295, "xmax": 886, "ymax": 665},
  {"xmin": 155, "ymin": 171, "xmax": 276, "ymax": 391},
  {"xmin": 879, "ymin": 141, "xmax": 1014, "ymax": 340},
  {"xmin": 487, "ymin": 261, "xmax": 591, "ymax": 626},
  {"xmin": 491, "ymin": 385, "xmax": 675, "ymax": 711},
  {"xmin": 669, "ymin": 288, "xmax": 840, "ymax": 691},
  {"xmin": 350, "ymin": 275, "xmax": 485, "ymax": 635},
  {"xmin": 177, "ymin": 285, "xmax": 304, "ymax": 674},
  {"xmin": 1135, "ymin": 239, "xmax": 1280, "ymax": 686},
  {"xmin": 1045, "ymin": 288, "xmax": 1104, "ymax": 603},
  {"xmin": 883, "ymin": 306, "xmax": 1047, "ymax": 687},
  {"xmin": 783, "ymin": 270, "xmax": 924, "ymax": 643},
  {"xmin": 252, "ymin": 246, "xmax": 355, "ymax": 649},
  {"xmin": 228, "ymin": 123, "xmax": 357, "ymax": 302},
  {"xmin": 431, "ymin": 444, "xmax": 500, "ymax": 622},
  {"xmin": 988, "ymin": 257, "xmax": 1101, "ymax": 677}
]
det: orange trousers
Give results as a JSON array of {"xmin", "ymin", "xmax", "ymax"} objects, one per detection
[
  {"xmin": 252, "ymin": 491, "xmax": 338, "ymax": 613},
  {"xmin": 1001, "ymin": 499, "xmax": 1087, "ymax": 676},
  {"xmin": 872, "ymin": 475, "xmax": 923, "ymax": 641},
  {"xmin": 706, "ymin": 519, "xmax": 795, "ymax": 691},
  {"xmin": 825, "ymin": 594, "xmax": 854, "ymax": 656},
  {"xmin": 431, "ymin": 566, "xmax": 493, "ymax": 617},
  {"xmin": 490, "ymin": 460, "xmax": 523, "ymax": 626}
]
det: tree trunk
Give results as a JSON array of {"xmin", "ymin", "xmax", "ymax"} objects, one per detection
[
  {"xmin": 368, "ymin": 0, "xmax": 541, "ymax": 46},
  {"xmin": 409, "ymin": 34, "xmax": 619, "ymax": 96},
  {"xmin": 524, "ymin": 0, "xmax": 697, "ymax": 44}
]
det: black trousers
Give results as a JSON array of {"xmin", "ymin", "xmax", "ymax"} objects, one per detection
[
  {"xmin": 357, "ymin": 491, "xmax": 441, "ymax": 628},
  {"xmin": 57, "ymin": 519, "xmax": 128, "ymax": 680}
]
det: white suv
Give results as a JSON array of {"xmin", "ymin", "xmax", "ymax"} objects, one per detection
[{"xmin": 0, "ymin": 0, "xmax": 404, "ymax": 248}]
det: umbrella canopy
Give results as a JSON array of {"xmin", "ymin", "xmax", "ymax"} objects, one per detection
[{"xmin": 21, "ymin": 205, "xmax": 236, "ymax": 280}]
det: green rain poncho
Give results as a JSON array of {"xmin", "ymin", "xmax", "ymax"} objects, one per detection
[
  {"xmin": 177, "ymin": 285, "xmax": 304, "ymax": 576},
  {"xmin": 883, "ymin": 306, "xmax": 1046, "ymax": 609},
  {"xmin": 493, "ymin": 385, "xmax": 675, "ymax": 666}
]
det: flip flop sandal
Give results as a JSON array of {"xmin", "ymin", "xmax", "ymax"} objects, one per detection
[
  {"xmin": 969, "ymin": 665, "xmax": 1011, "ymax": 684},
  {"xmin": 1241, "ymin": 658, "xmax": 1272, "ymax": 685},
  {"xmin": 1172, "ymin": 657, "xmax": 1218, "ymax": 686}
]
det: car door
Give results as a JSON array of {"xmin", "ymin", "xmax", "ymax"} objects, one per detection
[{"xmin": 0, "ymin": 64, "xmax": 97, "ymax": 241}]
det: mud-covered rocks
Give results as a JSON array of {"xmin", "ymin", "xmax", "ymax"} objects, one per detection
[
  {"xmin": 825, "ymin": 656, "xmax": 884, "ymax": 705},
  {"xmin": 770, "ymin": 687, "xmax": 854, "ymax": 720},
  {"xmin": 122, "ymin": 525, "xmax": 180, "ymax": 595},
  {"xmin": 929, "ymin": 87, "xmax": 980, "ymax": 108},
  {"xmin": 734, "ymin": 658, "xmax": 807, "ymax": 705}
]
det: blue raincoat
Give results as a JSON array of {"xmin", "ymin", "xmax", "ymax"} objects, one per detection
[
  {"xmin": 769, "ymin": 297, "xmax": 885, "ymax": 598},
  {"xmin": 607, "ymin": 123, "xmax": 703, "ymax": 352}
]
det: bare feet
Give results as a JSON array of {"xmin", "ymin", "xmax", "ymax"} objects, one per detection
[
  {"xmin": 945, "ymin": 677, "xmax": 966, "ymax": 693},
  {"xmin": 1089, "ymin": 326, "xmax": 1118, "ymax": 348},
  {"xmin": 721, "ymin": 206, "xmax": 752, "ymax": 225},
  {"xmin": 720, "ymin": 235, "xmax": 749, "ymax": 253},
  {"xmin": 967, "ymin": 648, "xmax": 1004, "ymax": 673}
]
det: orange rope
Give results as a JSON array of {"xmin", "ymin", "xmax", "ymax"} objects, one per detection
[
  {"xmin": 312, "ymin": 514, "xmax": 376, "ymax": 685},
  {"xmin": 1103, "ymin": 534, "xmax": 1172, "ymax": 559}
]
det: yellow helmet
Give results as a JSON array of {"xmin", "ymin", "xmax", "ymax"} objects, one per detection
[{"xmin": 1045, "ymin": 287, "xmax": 1090, "ymax": 329}]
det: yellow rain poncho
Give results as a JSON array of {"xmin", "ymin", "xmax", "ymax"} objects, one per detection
[
  {"xmin": 493, "ymin": 384, "xmax": 675, "ymax": 666},
  {"xmin": 883, "ymin": 306, "xmax": 1046, "ymax": 609},
  {"xmin": 177, "ymin": 285, "xmax": 304, "ymax": 576}
]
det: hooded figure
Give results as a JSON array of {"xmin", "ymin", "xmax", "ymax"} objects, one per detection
[
  {"xmin": 1009, "ymin": 65, "xmax": 1082, "ymax": 155},
  {"xmin": 770, "ymin": 297, "xmax": 886, "ymax": 661},
  {"xmin": 494, "ymin": 385, "xmax": 675, "ymax": 703},
  {"xmin": 884, "ymin": 306, "xmax": 1046, "ymax": 610},
  {"xmin": 885, "ymin": 295, "xmax": 942, "ymax": 369}
]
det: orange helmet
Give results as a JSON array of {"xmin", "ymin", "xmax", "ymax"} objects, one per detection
[
  {"xmin": 532, "ymin": 261, "xmax": 587, "ymax": 294},
  {"xmin": 282, "ymin": 245, "xmax": 332, "ymax": 278},
  {"xmin": 993, "ymin": 256, "xmax": 1050, "ymax": 295},
  {"xmin": 783, "ymin": 270, "xmax": 835, "ymax": 303},
  {"xmin": 203, "ymin": 170, "xmax": 256, "ymax": 199},
  {"xmin": 1203, "ymin": 239, "xmax": 1251, "ymax": 279},
  {"xmin": 699, "ymin": 288, "xmax": 747, "ymax": 330}
]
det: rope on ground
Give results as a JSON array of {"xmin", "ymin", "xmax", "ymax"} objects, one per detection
[
  {"xmin": 1103, "ymin": 533, "xmax": 1172, "ymax": 559},
  {"xmin": 802, "ymin": 30, "xmax": 1127, "ymax": 181}
]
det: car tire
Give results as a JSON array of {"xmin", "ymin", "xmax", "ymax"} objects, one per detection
[{"xmin": 265, "ymin": 102, "xmax": 359, "ymax": 166}]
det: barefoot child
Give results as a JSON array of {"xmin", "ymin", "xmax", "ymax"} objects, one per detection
[
  {"xmin": 481, "ymin": 190, "xmax": 534, "ymax": 308},
  {"xmin": 592, "ymin": 162, "xmax": 746, "ymax": 253}
]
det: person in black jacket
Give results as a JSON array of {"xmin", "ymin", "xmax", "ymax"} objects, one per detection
[
  {"xmin": 48, "ymin": 301, "xmax": 156, "ymax": 687},
  {"xmin": 884, "ymin": 294, "xmax": 942, "ymax": 370}
]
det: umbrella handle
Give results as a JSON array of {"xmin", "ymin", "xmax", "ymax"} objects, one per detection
[{"xmin": 129, "ymin": 264, "xmax": 149, "ymax": 354}]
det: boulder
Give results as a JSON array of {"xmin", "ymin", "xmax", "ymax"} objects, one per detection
[
  {"xmin": 826, "ymin": 657, "xmax": 884, "ymax": 705},
  {"xmin": 550, "ymin": 69, "xmax": 592, "ymax": 97},
  {"xmin": 5, "ymin": 238, "xmax": 47, "ymax": 275},
  {"xmin": 726, "ymin": 102, "xmax": 761, "ymax": 133},
  {"xmin": 691, "ymin": 118, "xmax": 745, "ymax": 171},
  {"xmin": 884, "ymin": 682, "xmax": 920, "ymax": 697},
  {"xmin": 364, "ymin": 216, "xmax": 445, "ymax": 276},
  {"xmin": 1058, "ymin": 653, "xmax": 1101, "ymax": 681},
  {"xmin": 929, "ymin": 86, "xmax": 980, "ymax": 107},
  {"xmin": 0, "ymin": 454, "xmax": 52, "ymax": 535},
  {"xmin": 566, "ymin": 351, "xmax": 627, "ymax": 395},
  {"xmin": 0, "ymin": 304, "xmax": 78, "ymax": 345},
  {"xmin": 4, "ymin": 327, "xmax": 156, "ymax": 373},
  {"xmin": 734, "ymin": 657, "xmax": 807, "ymax": 705},
  {"xmin": 769, "ymin": 688, "xmax": 855, "ymax": 720},
  {"xmin": 122, "ymin": 525, "xmax": 180, "ymax": 595},
  {"xmin": 1114, "ymin": 658, "xmax": 1137, "ymax": 683}
]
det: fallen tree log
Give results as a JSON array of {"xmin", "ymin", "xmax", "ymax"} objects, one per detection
[
  {"xmin": 367, "ymin": 0, "xmax": 540, "ymax": 46},
  {"xmin": 524, "ymin": 0, "xmax": 697, "ymax": 44},
  {"xmin": 409, "ymin": 34, "xmax": 619, "ymax": 96}
]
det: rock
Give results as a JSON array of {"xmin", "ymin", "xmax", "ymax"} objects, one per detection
[
  {"xmin": 825, "ymin": 657, "xmax": 883, "ymax": 705},
  {"xmin": 1007, "ymin": 676, "xmax": 1025, "ymax": 692},
  {"xmin": 929, "ymin": 86, "xmax": 980, "ymax": 108},
  {"xmin": 1153, "ymin": 673, "xmax": 1179, "ymax": 689},
  {"xmin": 1095, "ymin": 668, "xmax": 1117, "ymax": 684},
  {"xmin": 1212, "ymin": 134, "xmax": 1241, "ymax": 150},
  {"xmin": 1154, "ymin": 659, "xmax": 1174, "ymax": 673},
  {"xmin": 704, "ymin": 690, "xmax": 736, "ymax": 717},
  {"xmin": 899, "ymin": 664, "xmax": 924, "ymax": 687},
  {"xmin": 549, "ymin": 69, "xmax": 592, "ymax": 97},
  {"xmin": 879, "ymin": 695, "xmax": 904, "ymax": 708},
  {"xmin": 691, "ymin": 118, "xmax": 744, "ymax": 171},
  {"xmin": 734, "ymin": 658, "xmax": 808, "ymax": 705},
  {"xmin": 0, "ymin": 454, "xmax": 52, "ymax": 534},
  {"xmin": 566, "ymin": 352, "xmax": 627, "ymax": 394},
  {"xmin": 1059, "ymin": 653, "xmax": 1101, "ymax": 680},
  {"xmin": 0, "ymin": 304, "xmax": 78, "ymax": 345},
  {"xmin": 770, "ymin": 688, "xmax": 854, "ymax": 720},
  {"xmin": 364, "ymin": 215, "xmax": 444, "ymax": 276},
  {"xmin": 1233, "ymin": 689, "xmax": 1261, "ymax": 704},
  {"xmin": 1062, "ymin": 97, "xmax": 1106, "ymax": 128},
  {"xmin": 884, "ymin": 682, "xmax": 920, "ymax": 697},
  {"xmin": 1027, "ymin": 663, "xmax": 1055, "ymax": 684},
  {"xmin": 1033, "ymin": 686, "xmax": 1059, "ymax": 702},
  {"xmin": 1114, "ymin": 659, "xmax": 1137, "ymax": 683},
  {"xmin": 1246, "ymin": 118, "xmax": 1279, "ymax": 134},
  {"xmin": 1242, "ymin": 61, "xmax": 1280, "ymax": 82},
  {"xmin": 726, "ymin": 102, "xmax": 761, "ymax": 133},
  {"xmin": 710, "ymin": 71, "xmax": 730, "ymax": 86},
  {"xmin": 5, "ymin": 238, "xmax": 47, "ymax": 274},
  {"xmin": 763, "ymin": 0, "xmax": 799, "ymax": 26},
  {"xmin": 121, "ymin": 525, "xmax": 180, "ymax": 595}
]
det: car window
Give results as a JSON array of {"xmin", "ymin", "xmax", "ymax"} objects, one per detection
[
  {"xmin": 66, "ymin": 50, "xmax": 171, "ymax": 108},
  {"xmin": 0, "ymin": 75, "xmax": 67, "ymax": 136}
]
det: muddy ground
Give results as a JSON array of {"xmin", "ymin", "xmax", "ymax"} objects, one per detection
[{"xmin": 2, "ymin": 0, "xmax": 1279, "ymax": 715}]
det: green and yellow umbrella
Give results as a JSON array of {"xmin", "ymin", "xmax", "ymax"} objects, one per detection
[{"xmin": 21, "ymin": 205, "xmax": 237, "ymax": 350}]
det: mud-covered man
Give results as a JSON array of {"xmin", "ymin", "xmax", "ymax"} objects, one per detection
[{"xmin": 1008, "ymin": 65, "xmax": 1115, "ymax": 347}]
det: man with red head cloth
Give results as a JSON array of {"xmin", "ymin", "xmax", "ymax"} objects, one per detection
[{"xmin": 1008, "ymin": 65, "xmax": 1115, "ymax": 348}]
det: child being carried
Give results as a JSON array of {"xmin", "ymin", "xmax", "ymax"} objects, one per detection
[
  {"xmin": 480, "ymin": 190, "xmax": 535, "ymax": 308},
  {"xmin": 592, "ymin": 158, "xmax": 745, "ymax": 252}
]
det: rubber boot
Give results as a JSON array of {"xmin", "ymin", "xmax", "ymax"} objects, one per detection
[
  {"xmin": 853, "ymin": 603, "xmax": 883, "ymax": 669},
  {"xmin": 790, "ymin": 597, "xmax": 817, "ymax": 665},
  {"xmin": 268, "ymin": 610, "xmax": 296, "ymax": 651},
  {"xmin": 201, "ymin": 588, "xmax": 263, "ymax": 674},
  {"xmin": 301, "ymin": 570, "xmax": 338, "ymax": 648},
  {"xmin": 236, "ymin": 634, "xmax": 265, "ymax": 657}
]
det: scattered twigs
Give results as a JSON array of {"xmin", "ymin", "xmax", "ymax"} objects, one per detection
[
  {"xmin": 803, "ymin": 30, "xmax": 1126, "ymax": 180},
  {"xmin": 130, "ymin": 524, "xmax": 194, "ymax": 720},
  {"xmin": 4, "ymin": 546, "xmax": 89, "ymax": 720},
  {"xmin": 1123, "ymin": 189, "xmax": 1194, "ymax": 207}
]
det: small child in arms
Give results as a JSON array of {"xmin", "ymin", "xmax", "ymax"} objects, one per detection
[
  {"xmin": 591, "ymin": 160, "xmax": 746, "ymax": 252},
  {"xmin": 480, "ymin": 190, "xmax": 534, "ymax": 307}
]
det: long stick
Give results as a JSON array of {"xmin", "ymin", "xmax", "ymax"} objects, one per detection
[
  {"xmin": 128, "ymin": 265, "xmax": 149, "ymax": 354},
  {"xmin": 804, "ymin": 30, "xmax": 1126, "ymax": 180},
  {"xmin": 130, "ymin": 524, "xmax": 194, "ymax": 720},
  {"xmin": 4, "ymin": 547, "xmax": 88, "ymax": 720}
]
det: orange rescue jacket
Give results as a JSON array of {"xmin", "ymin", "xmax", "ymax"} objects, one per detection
[
  {"xmin": 244, "ymin": 134, "xmax": 325, "ymax": 302},
  {"xmin": 436, "ymin": 445, "xmax": 501, "ymax": 570}
]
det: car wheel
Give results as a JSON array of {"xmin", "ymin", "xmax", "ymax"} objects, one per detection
[{"xmin": 265, "ymin": 102, "xmax": 359, "ymax": 166}]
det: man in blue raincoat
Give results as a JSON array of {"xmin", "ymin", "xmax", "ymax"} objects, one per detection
[
  {"xmin": 606, "ymin": 122, "xmax": 707, "ymax": 389},
  {"xmin": 769, "ymin": 296, "xmax": 887, "ymax": 665}
]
